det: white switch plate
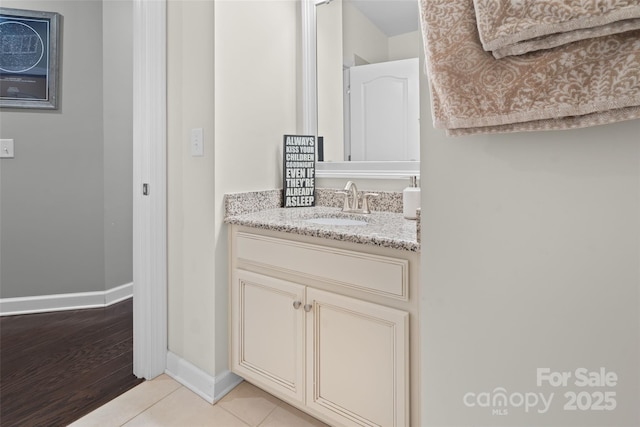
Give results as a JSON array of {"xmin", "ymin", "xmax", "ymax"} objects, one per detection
[
  {"xmin": 0, "ymin": 139, "xmax": 14, "ymax": 158},
  {"xmin": 190, "ymin": 128, "xmax": 204, "ymax": 157}
]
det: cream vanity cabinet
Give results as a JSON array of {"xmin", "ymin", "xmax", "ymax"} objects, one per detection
[{"xmin": 229, "ymin": 225, "xmax": 420, "ymax": 427}]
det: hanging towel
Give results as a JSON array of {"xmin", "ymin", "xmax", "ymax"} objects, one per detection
[
  {"xmin": 474, "ymin": 0, "xmax": 640, "ymax": 59},
  {"xmin": 420, "ymin": 0, "xmax": 640, "ymax": 136}
]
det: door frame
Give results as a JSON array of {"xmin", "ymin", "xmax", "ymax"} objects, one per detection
[{"xmin": 132, "ymin": 0, "xmax": 167, "ymax": 379}]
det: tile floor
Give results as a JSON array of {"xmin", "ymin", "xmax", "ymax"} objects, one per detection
[{"xmin": 69, "ymin": 374, "xmax": 330, "ymax": 427}]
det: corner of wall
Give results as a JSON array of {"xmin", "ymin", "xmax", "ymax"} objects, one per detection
[{"xmin": 165, "ymin": 351, "xmax": 242, "ymax": 404}]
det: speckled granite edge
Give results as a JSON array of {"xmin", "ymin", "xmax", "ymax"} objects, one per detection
[
  {"xmin": 224, "ymin": 189, "xmax": 421, "ymax": 252},
  {"xmin": 315, "ymin": 188, "xmax": 403, "ymax": 213},
  {"xmin": 226, "ymin": 206, "xmax": 420, "ymax": 252},
  {"xmin": 224, "ymin": 189, "xmax": 283, "ymax": 218},
  {"xmin": 225, "ymin": 188, "xmax": 405, "ymax": 217}
]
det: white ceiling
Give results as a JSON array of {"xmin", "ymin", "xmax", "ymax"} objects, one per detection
[{"xmin": 349, "ymin": 0, "xmax": 420, "ymax": 37}]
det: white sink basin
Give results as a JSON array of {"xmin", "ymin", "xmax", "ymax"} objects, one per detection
[{"xmin": 304, "ymin": 217, "xmax": 368, "ymax": 226}]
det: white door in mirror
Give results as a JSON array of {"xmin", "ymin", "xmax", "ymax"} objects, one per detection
[{"xmin": 349, "ymin": 58, "xmax": 419, "ymax": 162}]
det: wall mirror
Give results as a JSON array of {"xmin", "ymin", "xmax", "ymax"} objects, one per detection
[{"xmin": 302, "ymin": 0, "xmax": 421, "ymax": 179}]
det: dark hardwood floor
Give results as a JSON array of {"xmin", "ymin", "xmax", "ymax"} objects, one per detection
[{"xmin": 0, "ymin": 298, "xmax": 144, "ymax": 426}]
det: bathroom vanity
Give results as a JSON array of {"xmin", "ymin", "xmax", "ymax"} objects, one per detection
[{"xmin": 225, "ymin": 192, "xmax": 420, "ymax": 427}]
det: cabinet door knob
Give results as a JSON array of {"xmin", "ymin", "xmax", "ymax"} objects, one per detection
[
  {"xmin": 303, "ymin": 303, "xmax": 312, "ymax": 312},
  {"xmin": 293, "ymin": 301, "xmax": 302, "ymax": 310}
]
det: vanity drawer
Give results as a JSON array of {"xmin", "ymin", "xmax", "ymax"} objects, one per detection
[{"xmin": 235, "ymin": 232, "xmax": 409, "ymax": 300}]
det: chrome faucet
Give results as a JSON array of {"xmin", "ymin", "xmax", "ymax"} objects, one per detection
[
  {"xmin": 336, "ymin": 181, "xmax": 378, "ymax": 214},
  {"xmin": 345, "ymin": 181, "xmax": 359, "ymax": 210}
]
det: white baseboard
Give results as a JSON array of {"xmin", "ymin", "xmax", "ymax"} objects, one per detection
[
  {"xmin": 0, "ymin": 282, "xmax": 133, "ymax": 316},
  {"xmin": 165, "ymin": 351, "xmax": 243, "ymax": 404},
  {"xmin": 105, "ymin": 282, "xmax": 134, "ymax": 306}
]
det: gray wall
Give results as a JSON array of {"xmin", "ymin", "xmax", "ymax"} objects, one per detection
[
  {"xmin": 0, "ymin": 0, "xmax": 132, "ymax": 298},
  {"xmin": 420, "ymin": 101, "xmax": 640, "ymax": 424},
  {"xmin": 103, "ymin": 0, "xmax": 133, "ymax": 290}
]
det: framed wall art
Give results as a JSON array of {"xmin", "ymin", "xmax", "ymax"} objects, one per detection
[
  {"xmin": 0, "ymin": 7, "xmax": 60, "ymax": 109},
  {"xmin": 283, "ymin": 134, "xmax": 316, "ymax": 208}
]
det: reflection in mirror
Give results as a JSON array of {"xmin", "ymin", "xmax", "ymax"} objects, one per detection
[{"xmin": 316, "ymin": 0, "xmax": 421, "ymax": 163}]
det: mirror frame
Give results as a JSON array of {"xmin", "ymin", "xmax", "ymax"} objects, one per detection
[{"xmin": 301, "ymin": 0, "xmax": 420, "ymax": 180}]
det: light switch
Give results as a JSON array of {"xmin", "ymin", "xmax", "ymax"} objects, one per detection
[
  {"xmin": 190, "ymin": 128, "xmax": 204, "ymax": 157},
  {"xmin": 0, "ymin": 139, "xmax": 14, "ymax": 158}
]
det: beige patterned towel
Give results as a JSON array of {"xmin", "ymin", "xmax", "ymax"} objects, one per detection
[
  {"xmin": 474, "ymin": 0, "xmax": 640, "ymax": 58},
  {"xmin": 420, "ymin": 0, "xmax": 640, "ymax": 136}
]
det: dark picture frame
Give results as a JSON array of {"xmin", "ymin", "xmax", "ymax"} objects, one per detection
[{"xmin": 0, "ymin": 7, "xmax": 60, "ymax": 109}]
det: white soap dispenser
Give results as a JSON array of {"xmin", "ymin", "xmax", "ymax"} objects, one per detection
[{"xmin": 403, "ymin": 176, "xmax": 421, "ymax": 220}]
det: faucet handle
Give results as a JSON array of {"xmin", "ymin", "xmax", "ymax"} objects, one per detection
[
  {"xmin": 335, "ymin": 190, "xmax": 350, "ymax": 211},
  {"xmin": 361, "ymin": 193, "xmax": 379, "ymax": 214}
]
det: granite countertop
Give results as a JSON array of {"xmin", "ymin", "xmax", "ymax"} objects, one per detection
[{"xmin": 225, "ymin": 206, "xmax": 420, "ymax": 252}]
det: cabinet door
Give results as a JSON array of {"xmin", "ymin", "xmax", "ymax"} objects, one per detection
[
  {"xmin": 306, "ymin": 288, "xmax": 409, "ymax": 427},
  {"xmin": 231, "ymin": 270, "xmax": 305, "ymax": 403}
]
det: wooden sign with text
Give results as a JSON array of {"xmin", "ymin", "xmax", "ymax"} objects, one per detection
[{"xmin": 283, "ymin": 134, "xmax": 315, "ymax": 208}]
